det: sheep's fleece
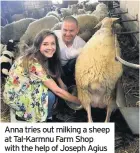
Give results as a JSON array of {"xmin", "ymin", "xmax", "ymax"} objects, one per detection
[
  {"xmin": 75, "ymin": 17, "xmax": 123, "ymax": 122},
  {"xmin": 1, "ymin": 18, "xmax": 35, "ymax": 44},
  {"xmin": 20, "ymin": 16, "xmax": 59, "ymax": 46}
]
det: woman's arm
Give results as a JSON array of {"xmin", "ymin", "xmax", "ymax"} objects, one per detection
[
  {"xmin": 28, "ymin": 62, "xmax": 79, "ymax": 104},
  {"xmin": 43, "ymin": 79, "xmax": 80, "ymax": 104}
]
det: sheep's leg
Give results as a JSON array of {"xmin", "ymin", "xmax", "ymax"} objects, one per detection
[
  {"xmin": 82, "ymin": 101, "xmax": 93, "ymax": 122},
  {"xmin": 85, "ymin": 104, "xmax": 93, "ymax": 122},
  {"xmin": 77, "ymin": 86, "xmax": 93, "ymax": 122},
  {"xmin": 105, "ymin": 100, "xmax": 117, "ymax": 122},
  {"xmin": 105, "ymin": 106, "xmax": 112, "ymax": 122}
]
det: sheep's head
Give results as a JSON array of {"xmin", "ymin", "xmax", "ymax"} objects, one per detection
[
  {"xmin": 7, "ymin": 39, "xmax": 19, "ymax": 52},
  {"xmin": 94, "ymin": 17, "xmax": 119, "ymax": 29}
]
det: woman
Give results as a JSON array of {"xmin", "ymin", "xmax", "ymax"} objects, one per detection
[{"xmin": 4, "ymin": 29, "xmax": 80, "ymax": 122}]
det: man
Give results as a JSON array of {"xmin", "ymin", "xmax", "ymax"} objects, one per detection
[{"xmin": 54, "ymin": 16, "xmax": 86, "ymax": 87}]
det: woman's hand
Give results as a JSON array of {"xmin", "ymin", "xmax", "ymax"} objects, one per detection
[{"xmin": 75, "ymin": 99, "xmax": 81, "ymax": 104}]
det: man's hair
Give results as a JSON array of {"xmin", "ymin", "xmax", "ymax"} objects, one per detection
[{"xmin": 63, "ymin": 16, "xmax": 78, "ymax": 27}]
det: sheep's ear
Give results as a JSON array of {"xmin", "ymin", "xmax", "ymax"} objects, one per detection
[
  {"xmin": 112, "ymin": 18, "xmax": 119, "ymax": 22},
  {"xmin": 94, "ymin": 21, "xmax": 102, "ymax": 29}
]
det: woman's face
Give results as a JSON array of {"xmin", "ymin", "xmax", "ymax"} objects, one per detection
[{"xmin": 40, "ymin": 35, "xmax": 56, "ymax": 58}]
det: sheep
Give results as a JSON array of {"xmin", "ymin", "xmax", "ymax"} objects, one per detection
[
  {"xmin": 0, "ymin": 40, "xmax": 17, "ymax": 80},
  {"xmin": 76, "ymin": 15, "xmax": 98, "ymax": 33},
  {"xmin": 60, "ymin": 8, "xmax": 73, "ymax": 18},
  {"xmin": 96, "ymin": 3, "xmax": 108, "ymax": 12},
  {"xmin": 76, "ymin": 14, "xmax": 99, "ymax": 41},
  {"xmin": 71, "ymin": 4, "xmax": 78, "ymax": 15},
  {"xmin": 77, "ymin": 9, "xmax": 86, "ymax": 15},
  {"xmin": 85, "ymin": 11, "xmax": 92, "ymax": 14},
  {"xmin": 92, "ymin": 10, "xmax": 108, "ymax": 22},
  {"xmin": 55, "ymin": 7, "xmax": 61, "ymax": 15},
  {"xmin": 83, "ymin": 1, "xmax": 99, "ymax": 12},
  {"xmin": 75, "ymin": 17, "xmax": 123, "ymax": 122},
  {"xmin": 92, "ymin": 3, "xmax": 108, "ymax": 22},
  {"xmin": 78, "ymin": 30, "xmax": 93, "ymax": 42},
  {"xmin": 1, "ymin": 17, "xmax": 8, "ymax": 26},
  {"xmin": 77, "ymin": 2, "xmax": 84, "ymax": 9},
  {"xmin": 0, "ymin": 50, "xmax": 14, "ymax": 78},
  {"xmin": 46, "ymin": 11, "xmax": 61, "ymax": 21},
  {"xmin": 0, "ymin": 43, "xmax": 7, "ymax": 54},
  {"xmin": 51, "ymin": 22, "xmax": 62, "ymax": 31},
  {"xmin": 1, "ymin": 18, "xmax": 36, "ymax": 44},
  {"xmin": 28, "ymin": 8, "xmax": 45, "ymax": 19},
  {"xmin": 20, "ymin": 16, "xmax": 59, "ymax": 47},
  {"xmin": 11, "ymin": 13, "xmax": 27, "ymax": 22}
]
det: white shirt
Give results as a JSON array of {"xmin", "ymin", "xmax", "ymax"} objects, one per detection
[{"xmin": 54, "ymin": 30, "xmax": 86, "ymax": 66}]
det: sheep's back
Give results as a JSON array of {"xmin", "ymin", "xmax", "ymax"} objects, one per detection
[
  {"xmin": 20, "ymin": 16, "xmax": 59, "ymax": 45},
  {"xmin": 1, "ymin": 18, "xmax": 35, "ymax": 44},
  {"xmin": 76, "ymin": 15, "xmax": 98, "ymax": 33}
]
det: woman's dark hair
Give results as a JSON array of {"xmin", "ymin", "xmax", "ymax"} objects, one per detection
[{"xmin": 22, "ymin": 29, "xmax": 62, "ymax": 78}]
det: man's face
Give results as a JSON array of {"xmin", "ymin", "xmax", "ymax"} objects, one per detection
[{"xmin": 61, "ymin": 21, "xmax": 79, "ymax": 45}]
